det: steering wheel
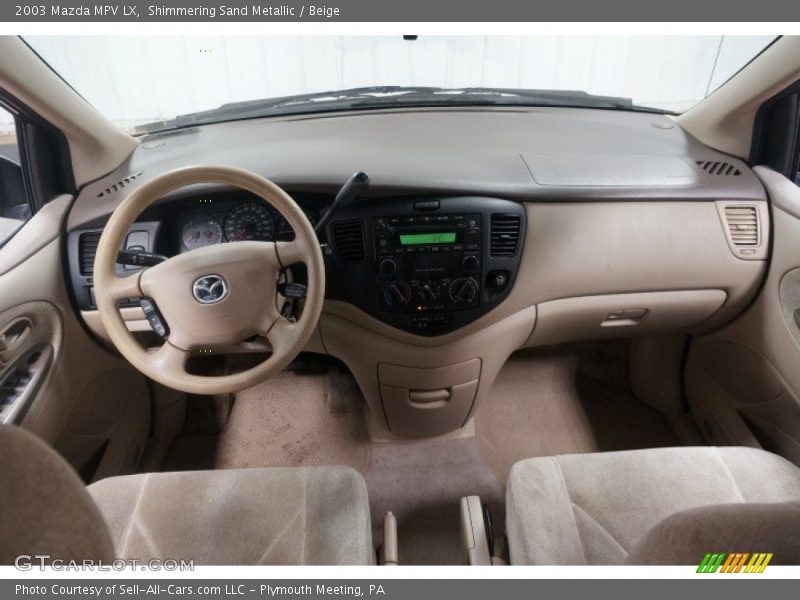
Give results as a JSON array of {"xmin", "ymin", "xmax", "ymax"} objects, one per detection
[{"xmin": 93, "ymin": 165, "xmax": 325, "ymax": 395}]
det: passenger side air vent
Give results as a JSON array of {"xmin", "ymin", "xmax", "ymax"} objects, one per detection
[
  {"xmin": 78, "ymin": 231, "xmax": 102, "ymax": 276},
  {"xmin": 331, "ymin": 219, "xmax": 366, "ymax": 262},
  {"xmin": 724, "ymin": 205, "xmax": 759, "ymax": 246},
  {"xmin": 490, "ymin": 214, "xmax": 521, "ymax": 257},
  {"xmin": 96, "ymin": 172, "xmax": 143, "ymax": 198},
  {"xmin": 697, "ymin": 161, "xmax": 740, "ymax": 176}
]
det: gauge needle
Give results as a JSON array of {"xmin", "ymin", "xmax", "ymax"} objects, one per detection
[{"xmin": 229, "ymin": 228, "xmax": 247, "ymax": 240}]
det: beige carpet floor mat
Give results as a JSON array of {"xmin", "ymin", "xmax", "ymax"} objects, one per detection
[
  {"xmin": 162, "ymin": 341, "xmax": 681, "ymax": 565},
  {"xmin": 476, "ymin": 342, "xmax": 680, "ymax": 481},
  {"xmin": 164, "ymin": 369, "xmax": 370, "ymax": 473}
]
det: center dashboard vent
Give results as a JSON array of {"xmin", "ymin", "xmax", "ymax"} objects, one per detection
[
  {"xmin": 78, "ymin": 231, "xmax": 102, "ymax": 276},
  {"xmin": 330, "ymin": 219, "xmax": 366, "ymax": 262},
  {"xmin": 697, "ymin": 160, "xmax": 741, "ymax": 176},
  {"xmin": 490, "ymin": 214, "xmax": 522, "ymax": 257},
  {"xmin": 723, "ymin": 205, "xmax": 760, "ymax": 246}
]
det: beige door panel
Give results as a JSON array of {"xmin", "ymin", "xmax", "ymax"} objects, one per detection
[
  {"xmin": 686, "ymin": 167, "xmax": 800, "ymax": 465},
  {"xmin": 0, "ymin": 199, "xmax": 150, "ymax": 479},
  {"xmin": 0, "ymin": 302, "xmax": 59, "ymax": 424}
]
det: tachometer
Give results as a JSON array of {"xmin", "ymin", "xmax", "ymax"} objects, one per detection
[
  {"xmin": 276, "ymin": 209, "xmax": 319, "ymax": 241},
  {"xmin": 224, "ymin": 202, "xmax": 275, "ymax": 242},
  {"xmin": 181, "ymin": 215, "xmax": 223, "ymax": 251}
]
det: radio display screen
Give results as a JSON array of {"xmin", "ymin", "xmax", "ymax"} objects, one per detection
[{"xmin": 399, "ymin": 232, "xmax": 457, "ymax": 246}]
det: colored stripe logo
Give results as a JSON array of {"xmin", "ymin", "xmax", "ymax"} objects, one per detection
[{"xmin": 697, "ymin": 552, "xmax": 773, "ymax": 573}]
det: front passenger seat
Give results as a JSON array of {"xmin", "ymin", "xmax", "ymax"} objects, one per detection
[
  {"xmin": 0, "ymin": 426, "xmax": 374, "ymax": 565},
  {"xmin": 506, "ymin": 447, "xmax": 800, "ymax": 565}
]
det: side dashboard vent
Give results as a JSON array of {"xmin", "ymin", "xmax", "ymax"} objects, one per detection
[
  {"xmin": 97, "ymin": 171, "xmax": 143, "ymax": 198},
  {"xmin": 490, "ymin": 214, "xmax": 522, "ymax": 257},
  {"xmin": 330, "ymin": 219, "xmax": 366, "ymax": 262},
  {"xmin": 724, "ymin": 205, "xmax": 759, "ymax": 246},
  {"xmin": 697, "ymin": 161, "xmax": 740, "ymax": 176},
  {"xmin": 78, "ymin": 231, "xmax": 103, "ymax": 276}
]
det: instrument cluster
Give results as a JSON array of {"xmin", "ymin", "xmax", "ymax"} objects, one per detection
[{"xmin": 177, "ymin": 196, "xmax": 320, "ymax": 252}]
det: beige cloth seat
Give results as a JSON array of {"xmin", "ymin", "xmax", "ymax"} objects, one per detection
[
  {"xmin": 506, "ymin": 446, "xmax": 800, "ymax": 565},
  {"xmin": 88, "ymin": 467, "xmax": 374, "ymax": 565},
  {"xmin": 0, "ymin": 426, "xmax": 373, "ymax": 565}
]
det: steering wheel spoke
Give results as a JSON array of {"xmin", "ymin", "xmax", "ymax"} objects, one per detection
[
  {"xmin": 106, "ymin": 272, "xmax": 142, "ymax": 302},
  {"xmin": 150, "ymin": 342, "xmax": 188, "ymax": 374},
  {"xmin": 275, "ymin": 240, "xmax": 307, "ymax": 267},
  {"xmin": 265, "ymin": 314, "xmax": 297, "ymax": 353}
]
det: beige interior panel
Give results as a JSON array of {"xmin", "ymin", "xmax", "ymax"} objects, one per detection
[
  {"xmin": 686, "ymin": 167, "xmax": 800, "ymax": 465},
  {"xmin": 0, "ymin": 203, "xmax": 150, "ymax": 476},
  {"xmin": 319, "ymin": 307, "xmax": 536, "ymax": 438},
  {"xmin": 66, "ymin": 104, "xmax": 766, "ymax": 230},
  {"xmin": 378, "ymin": 360, "xmax": 481, "ymax": 437},
  {"xmin": 0, "ymin": 37, "xmax": 137, "ymax": 186},
  {"xmin": 628, "ymin": 335, "xmax": 705, "ymax": 444},
  {"xmin": 0, "ymin": 195, "xmax": 71, "ymax": 276},
  {"xmin": 678, "ymin": 36, "xmax": 800, "ymax": 159},
  {"xmin": 525, "ymin": 290, "xmax": 727, "ymax": 347},
  {"xmin": 511, "ymin": 202, "xmax": 765, "ymax": 327}
]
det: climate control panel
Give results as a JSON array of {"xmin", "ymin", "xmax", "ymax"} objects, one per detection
[{"xmin": 325, "ymin": 196, "xmax": 526, "ymax": 336}]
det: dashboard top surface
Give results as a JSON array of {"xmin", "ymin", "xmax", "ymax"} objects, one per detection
[{"xmin": 67, "ymin": 106, "xmax": 766, "ymax": 230}]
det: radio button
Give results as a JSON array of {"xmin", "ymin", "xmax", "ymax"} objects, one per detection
[
  {"xmin": 378, "ymin": 258, "xmax": 397, "ymax": 277},
  {"xmin": 463, "ymin": 255, "xmax": 480, "ymax": 272}
]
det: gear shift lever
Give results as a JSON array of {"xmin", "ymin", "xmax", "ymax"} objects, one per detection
[{"xmin": 315, "ymin": 171, "xmax": 370, "ymax": 237}]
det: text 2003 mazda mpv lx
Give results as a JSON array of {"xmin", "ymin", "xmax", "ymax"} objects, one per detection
[{"xmin": 0, "ymin": 35, "xmax": 799, "ymax": 567}]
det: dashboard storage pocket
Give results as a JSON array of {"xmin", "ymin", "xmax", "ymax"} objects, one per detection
[{"xmin": 378, "ymin": 359, "xmax": 481, "ymax": 437}]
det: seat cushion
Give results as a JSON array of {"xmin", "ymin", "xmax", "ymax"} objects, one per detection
[
  {"xmin": 506, "ymin": 446, "xmax": 800, "ymax": 565},
  {"xmin": 0, "ymin": 426, "xmax": 115, "ymax": 564},
  {"xmin": 88, "ymin": 466, "xmax": 373, "ymax": 565},
  {"xmin": 624, "ymin": 501, "xmax": 800, "ymax": 565}
]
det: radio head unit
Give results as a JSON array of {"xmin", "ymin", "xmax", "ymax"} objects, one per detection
[{"xmin": 325, "ymin": 197, "xmax": 525, "ymax": 336}]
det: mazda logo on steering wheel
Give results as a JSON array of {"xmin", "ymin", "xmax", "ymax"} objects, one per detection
[{"xmin": 192, "ymin": 274, "xmax": 229, "ymax": 304}]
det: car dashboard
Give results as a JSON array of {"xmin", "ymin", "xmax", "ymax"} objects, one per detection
[{"xmin": 62, "ymin": 106, "xmax": 772, "ymax": 436}]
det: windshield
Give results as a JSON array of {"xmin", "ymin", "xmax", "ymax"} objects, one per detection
[{"xmin": 23, "ymin": 35, "xmax": 776, "ymax": 135}]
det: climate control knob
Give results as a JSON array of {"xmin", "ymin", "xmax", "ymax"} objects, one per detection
[
  {"xmin": 449, "ymin": 277, "xmax": 479, "ymax": 304},
  {"xmin": 383, "ymin": 281, "xmax": 412, "ymax": 307},
  {"xmin": 416, "ymin": 281, "xmax": 441, "ymax": 304}
]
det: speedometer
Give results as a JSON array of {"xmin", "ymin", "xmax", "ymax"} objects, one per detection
[{"xmin": 224, "ymin": 202, "xmax": 275, "ymax": 242}]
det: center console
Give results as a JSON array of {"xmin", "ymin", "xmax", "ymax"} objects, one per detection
[{"xmin": 325, "ymin": 196, "xmax": 526, "ymax": 335}]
